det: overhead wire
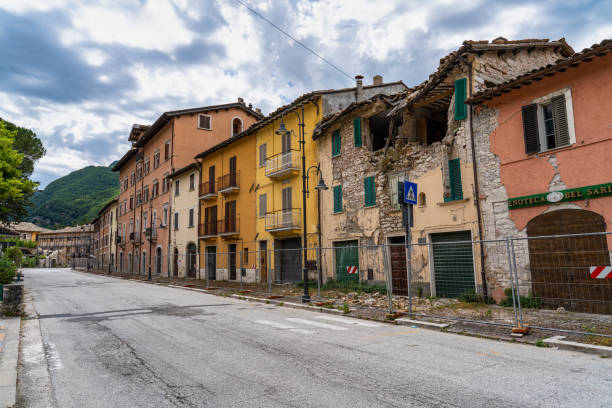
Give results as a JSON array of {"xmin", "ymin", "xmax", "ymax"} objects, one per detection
[{"xmin": 231, "ymin": 0, "xmax": 354, "ymax": 81}]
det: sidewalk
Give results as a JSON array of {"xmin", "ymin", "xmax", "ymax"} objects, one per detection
[{"xmin": 0, "ymin": 317, "xmax": 20, "ymax": 407}]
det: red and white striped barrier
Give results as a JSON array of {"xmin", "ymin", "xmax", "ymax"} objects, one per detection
[
  {"xmin": 589, "ymin": 266, "xmax": 612, "ymax": 279},
  {"xmin": 346, "ymin": 266, "xmax": 358, "ymax": 275}
]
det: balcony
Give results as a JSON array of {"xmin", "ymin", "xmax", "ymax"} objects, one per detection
[
  {"xmin": 218, "ymin": 217, "xmax": 239, "ymax": 238},
  {"xmin": 129, "ymin": 232, "xmax": 135, "ymax": 242},
  {"xmin": 217, "ymin": 172, "xmax": 240, "ymax": 194},
  {"xmin": 144, "ymin": 227, "xmax": 157, "ymax": 242},
  {"xmin": 199, "ymin": 221, "xmax": 218, "ymax": 239},
  {"xmin": 265, "ymin": 150, "xmax": 300, "ymax": 179},
  {"xmin": 199, "ymin": 181, "xmax": 217, "ymax": 200},
  {"xmin": 265, "ymin": 208, "xmax": 301, "ymax": 235}
]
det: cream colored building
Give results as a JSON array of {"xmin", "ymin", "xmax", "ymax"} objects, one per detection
[{"xmin": 169, "ymin": 163, "xmax": 199, "ymax": 278}]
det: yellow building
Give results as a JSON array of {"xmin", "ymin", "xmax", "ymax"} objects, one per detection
[
  {"xmin": 195, "ymin": 130, "xmax": 258, "ymax": 282},
  {"xmin": 253, "ymin": 78, "xmax": 407, "ymax": 283}
]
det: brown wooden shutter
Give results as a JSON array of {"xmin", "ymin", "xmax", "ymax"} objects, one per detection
[
  {"xmin": 551, "ymin": 95, "xmax": 570, "ymax": 147},
  {"xmin": 521, "ymin": 104, "xmax": 540, "ymax": 154}
]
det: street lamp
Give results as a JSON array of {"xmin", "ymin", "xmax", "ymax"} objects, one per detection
[{"xmin": 276, "ymin": 110, "xmax": 328, "ymax": 303}]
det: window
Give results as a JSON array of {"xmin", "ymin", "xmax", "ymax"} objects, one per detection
[
  {"xmin": 418, "ymin": 192, "xmax": 427, "ymax": 207},
  {"xmin": 136, "ymin": 164, "xmax": 142, "ymax": 180},
  {"xmin": 137, "ymin": 191, "xmax": 142, "ymax": 206},
  {"xmin": 143, "ymin": 185, "xmax": 149, "ymax": 202},
  {"xmin": 129, "ymin": 196, "xmax": 134, "ymax": 210},
  {"xmin": 143, "ymin": 213, "xmax": 148, "ymax": 232},
  {"xmin": 354, "ymin": 118, "xmax": 362, "ymax": 147},
  {"xmin": 522, "ymin": 90, "xmax": 573, "ymax": 153},
  {"xmin": 259, "ymin": 143, "xmax": 267, "ymax": 167},
  {"xmin": 364, "ymin": 176, "xmax": 376, "ymax": 207},
  {"xmin": 144, "ymin": 158, "xmax": 150, "ymax": 175},
  {"xmin": 152, "ymin": 180, "xmax": 159, "ymax": 197},
  {"xmin": 174, "ymin": 212, "xmax": 179, "ymax": 230},
  {"xmin": 152, "ymin": 210, "xmax": 157, "ymax": 230},
  {"xmin": 389, "ymin": 174, "xmax": 407, "ymax": 209},
  {"xmin": 244, "ymin": 249, "xmax": 248, "ymax": 264},
  {"xmin": 175, "ymin": 179, "xmax": 180, "ymax": 196},
  {"xmin": 198, "ymin": 114, "xmax": 211, "ymax": 130},
  {"xmin": 259, "ymin": 193, "xmax": 267, "ymax": 218},
  {"xmin": 162, "ymin": 174, "xmax": 169, "ymax": 193},
  {"xmin": 153, "ymin": 150, "xmax": 160, "ymax": 169},
  {"xmin": 454, "ymin": 78, "xmax": 467, "ymax": 120},
  {"xmin": 189, "ymin": 173, "xmax": 195, "ymax": 191},
  {"xmin": 333, "ymin": 185, "xmax": 343, "ymax": 213},
  {"xmin": 332, "ymin": 129, "xmax": 341, "ymax": 156},
  {"xmin": 369, "ymin": 110, "xmax": 392, "ymax": 151},
  {"xmin": 188, "ymin": 208, "xmax": 194, "ymax": 227},
  {"xmin": 164, "ymin": 141, "xmax": 170, "ymax": 161},
  {"xmin": 444, "ymin": 158, "xmax": 463, "ymax": 202},
  {"xmin": 163, "ymin": 204, "xmax": 168, "ymax": 226},
  {"xmin": 130, "ymin": 171, "xmax": 135, "ymax": 186},
  {"xmin": 232, "ymin": 117, "xmax": 243, "ymax": 136}
]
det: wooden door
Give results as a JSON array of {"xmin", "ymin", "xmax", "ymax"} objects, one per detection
[
  {"xmin": 229, "ymin": 244, "xmax": 237, "ymax": 280},
  {"xmin": 229, "ymin": 156, "xmax": 237, "ymax": 186},
  {"xmin": 259, "ymin": 241, "xmax": 268, "ymax": 284},
  {"xmin": 389, "ymin": 236, "xmax": 408, "ymax": 296},
  {"xmin": 527, "ymin": 209, "xmax": 610, "ymax": 313}
]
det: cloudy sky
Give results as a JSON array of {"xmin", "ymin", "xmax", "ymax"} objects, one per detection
[{"xmin": 1, "ymin": 0, "xmax": 610, "ymax": 188}]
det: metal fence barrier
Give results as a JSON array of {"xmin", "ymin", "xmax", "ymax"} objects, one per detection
[{"xmin": 71, "ymin": 231, "xmax": 612, "ymax": 337}]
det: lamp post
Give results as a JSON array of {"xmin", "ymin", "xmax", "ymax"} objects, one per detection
[
  {"xmin": 147, "ymin": 202, "xmax": 153, "ymax": 281},
  {"xmin": 276, "ymin": 110, "xmax": 328, "ymax": 303}
]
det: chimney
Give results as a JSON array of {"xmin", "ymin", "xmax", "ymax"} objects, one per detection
[
  {"xmin": 238, "ymin": 97, "xmax": 244, "ymax": 104},
  {"xmin": 355, "ymin": 75, "xmax": 364, "ymax": 102},
  {"xmin": 255, "ymin": 108, "xmax": 262, "ymax": 115},
  {"xmin": 373, "ymin": 75, "xmax": 383, "ymax": 86}
]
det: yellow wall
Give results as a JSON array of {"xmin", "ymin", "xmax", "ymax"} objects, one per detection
[
  {"xmin": 254, "ymin": 98, "xmax": 322, "ymax": 273},
  {"xmin": 198, "ymin": 133, "xmax": 258, "ymax": 280}
]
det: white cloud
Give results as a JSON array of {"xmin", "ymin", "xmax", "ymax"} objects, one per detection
[
  {"xmin": 0, "ymin": 0, "xmax": 71, "ymax": 14},
  {"xmin": 62, "ymin": 0, "xmax": 194, "ymax": 51}
]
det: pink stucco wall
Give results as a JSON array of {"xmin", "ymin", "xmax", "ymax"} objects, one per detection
[{"xmin": 484, "ymin": 52, "xmax": 612, "ymax": 233}]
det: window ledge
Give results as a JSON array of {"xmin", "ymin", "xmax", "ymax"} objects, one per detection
[
  {"xmin": 437, "ymin": 198, "xmax": 469, "ymax": 206},
  {"xmin": 364, "ymin": 204, "xmax": 377, "ymax": 209},
  {"xmin": 333, "ymin": 210, "xmax": 344, "ymax": 215},
  {"xmin": 332, "ymin": 153, "xmax": 341, "ymax": 158}
]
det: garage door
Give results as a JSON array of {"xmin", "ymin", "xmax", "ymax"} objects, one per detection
[
  {"xmin": 334, "ymin": 240, "xmax": 359, "ymax": 282},
  {"xmin": 431, "ymin": 231, "xmax": 475, "ymax": 298}
]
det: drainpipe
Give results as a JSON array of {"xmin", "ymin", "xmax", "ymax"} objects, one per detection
[{"xmin": 468, "ymin": 61, "xmax": 488, "ymax": 297}]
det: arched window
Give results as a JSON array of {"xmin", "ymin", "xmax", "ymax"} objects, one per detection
[
  {"xmin": 232, "ymin": 117, "xmax": 243, "ymax": 136},
  {"xmin": 418, "ymin": 192, "xmax": 427, "ymax": 207}
]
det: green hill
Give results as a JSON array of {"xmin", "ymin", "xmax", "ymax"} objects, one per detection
[{"xmin": 27, "ymin": 165, "xmax": 118, "ymax": 228}]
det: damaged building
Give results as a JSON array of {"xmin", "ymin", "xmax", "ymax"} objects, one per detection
[{"xmin": 313, "ymin": 37, "xmax": 573, "ymax": 298}]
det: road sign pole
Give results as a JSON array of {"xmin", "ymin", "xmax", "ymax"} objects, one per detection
[{"xmin": 399, "ymin": 180, "xmax": 416, "ymax": 316}]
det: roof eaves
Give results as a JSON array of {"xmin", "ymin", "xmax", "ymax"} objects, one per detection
[
  {"xmin": 168, "ymin": 162, "xmax": 198, "ymax": 178},
  {"xmin": 467, "ymin": 39, "xmax": 611, "ymax": 104}
]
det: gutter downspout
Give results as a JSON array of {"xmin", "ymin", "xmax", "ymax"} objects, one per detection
[
  {"xmin": 168, "ymin": 119, "xmax": 175, "ymax": 278},
  {"xmin": 468, "ymin": 60, "xmax": 488, "ymax": 297},
  {"xmin": 197, "ymin": 164, "xmax": 202, "ymax": 280}
]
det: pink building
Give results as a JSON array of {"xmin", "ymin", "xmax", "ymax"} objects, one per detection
[{"xmin": 470, "ymin": 39, "xmax": 612, "ymax": 312}]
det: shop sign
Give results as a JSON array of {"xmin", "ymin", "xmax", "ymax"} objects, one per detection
[{"xmin": 507, "ymin": 182, "xmax": 612, "ymax": 210}]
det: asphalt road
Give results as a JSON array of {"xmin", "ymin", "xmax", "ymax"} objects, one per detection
[{"xmin": 20, "ymin": 268, "xmax": 611, "ymax": 407}]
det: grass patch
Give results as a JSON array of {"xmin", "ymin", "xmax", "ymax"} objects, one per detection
[
  {"xmin": 297, "ymin": 279, "xmax": 387, "ymax": 295},
  {"xmin": 585, "ymin": 336, "xmax": 612, "ymax": 347},
  {"xmin": 459, "ymin": 290, "xmax": 495, "ymax": 305},
  {"xmin": 535, "ymin": 338, "xmax": 549, "ymax": 347},
  {"xmin": 499, "ymin": 288, "xmax": 542, "ymax": 309}
]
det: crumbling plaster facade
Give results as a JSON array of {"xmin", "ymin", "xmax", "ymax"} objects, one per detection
[{"xmin": 317, "ymin": 44, "xmax": 568, "ymax": 297}]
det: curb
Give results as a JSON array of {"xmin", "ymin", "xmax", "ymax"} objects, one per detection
[
  {"xmin": 231, "ymin": 294, "xmax": 349, "ymax": 315},
  {"xmin": 396, "ymin": 318, "xmax": 451, "ymax": 330},
  {"xmin": 543, "ymin": 336, "xmax": 612, "ymax": 357},
  {"xmin": 0, "ymin": 317, "xmax": 20, "ymax": 408}
]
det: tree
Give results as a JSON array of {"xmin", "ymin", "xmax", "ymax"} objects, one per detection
[
  {"xmin": 0, "ymin": 122, "xmax": 37, "ymax": 223},
  {"xmin": 0, "ymin": 118, "xmax": 46, "ymax": 178}
]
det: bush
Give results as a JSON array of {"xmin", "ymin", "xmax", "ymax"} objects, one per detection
[
  {"xmin": 460, "ymin": 290, "xmax": 495, "ymax": 304},
  {"xmin": 5, "ymin": 247, "xmax": 23, "ymax": 267},
  {"xmin": 499, "ymin": 287, "xmax": 542, "ymax": 309},
  {"xmin": 296, "ymin": 279, "xmax": 387, "ymax": 295},
  {"xmin": 0, "ymin": 257, "xmax": 16, "ymax": 284}
]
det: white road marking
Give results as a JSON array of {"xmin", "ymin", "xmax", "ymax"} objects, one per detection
[
  {"xmin": 43, "ymin": 341, "xmax": 64, "ymax": 371},
  {"xmin": 314, "ymin": 315, "xmax": 381, "ymax": 327},
  {"xmin": 285, "ymin": 318, "xmax": 349, "ymax": 331},
  {"xmin": 254, "ymin": 320, "xmax": 313, "ymax": 334}
]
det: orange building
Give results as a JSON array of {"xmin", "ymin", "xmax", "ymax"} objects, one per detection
[{"xmin": 113, "ymin": 100, "xmax": 262, "ymax": 276}]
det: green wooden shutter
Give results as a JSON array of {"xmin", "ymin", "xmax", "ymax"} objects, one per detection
[
  {"xmin": 454, "ymin": 78, "xmax": 467, "ymax": 120},
  {"xmin": 521, "ymin": 104, "xmax": 540, "ymax": 154},
  {"xmin": 364, "ymin": 176, "xmax": 376, "ymax": 207},
  {"xmin": 333, "ymin": 185, "xmax": 342, "ymax": 213},
  {"xmin": 445, "ymin": 159, "xmax": 463, "ymax": 202},
  {"xmin": 353, "ymin": 118, "xmax": 362, "ymax": 147},
  {"xmin": 332, "ymin": 130, "xmax": 341, "ymax": 156}
]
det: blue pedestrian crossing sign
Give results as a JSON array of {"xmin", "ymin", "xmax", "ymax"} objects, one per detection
[{"xmin": 403, "ymin": 181, "xmax": 418, "ymax": 205}]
